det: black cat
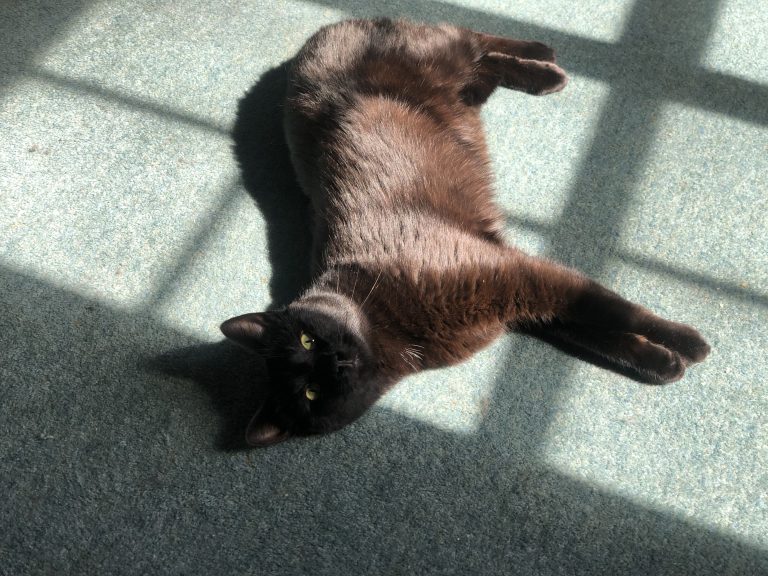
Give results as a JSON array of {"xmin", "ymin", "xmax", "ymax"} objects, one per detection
[{"xmin": 222, "ymin": 18, "xmax": 710, "ymax": 447}]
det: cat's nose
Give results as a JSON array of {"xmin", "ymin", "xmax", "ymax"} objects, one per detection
[{"xmin": 335, "ymin": 352, "xmax": 358, "ymax": 369}]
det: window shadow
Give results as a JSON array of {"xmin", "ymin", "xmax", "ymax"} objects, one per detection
[
  {"xmin": 3, "ymin": 0, "xmax": 767, "ymax": 573},
  {"xmin": 473, "ymin": 0, "xmax": 724, "ymax": 440},
  {"xmin": 506, "ymin": 212, "xmax": 768, "ymax": 309},
  {"xmin": 2, "ymin": 266, "xmax": 766, "ymax": 574},
  {"xmin": 0, "ymin": 1, "xmax": 88, "ymax": 91},
  {"xmin": 24, "ymin": 68, "xmax": 230, "ymax": 136}
]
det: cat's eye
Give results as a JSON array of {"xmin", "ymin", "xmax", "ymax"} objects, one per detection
[
  {"xmin": 305, "ymin": 388, "xmax": 318, "ymax": 401},
  {"xmin": 300, "ymin": 331, "xmax": 315, "ymax": 351}
]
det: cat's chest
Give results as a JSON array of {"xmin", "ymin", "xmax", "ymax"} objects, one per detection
[
  {"xmin": 377, "ymin": 298, "xmax": 506, "ymax": 372},
  {"xmin": 368, "ymin": 237, "xmax": 509, "ymax": 355}
]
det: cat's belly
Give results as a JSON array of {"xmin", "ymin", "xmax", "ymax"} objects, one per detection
[{"xmin": 422, "ymin": 322, "xmax": 507, "ymax": 369}]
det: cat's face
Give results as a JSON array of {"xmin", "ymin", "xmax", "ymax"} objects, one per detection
[{"xmin": 221, "ymin": 296, "xmax": 382, "ymax": 446}]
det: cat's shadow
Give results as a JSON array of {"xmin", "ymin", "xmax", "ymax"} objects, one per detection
[
  {"xmin": 147, "ymin": 340, "xmax": 265, "ymax": 451},
  {"xmin": 148, "ymin": 62, "xmax": 312, "ymax": 450},
  {"xmin": 231, "ymin": 60, "xmax": 313, "ymax": 307}
]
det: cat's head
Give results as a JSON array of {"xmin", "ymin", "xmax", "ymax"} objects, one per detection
[{"xmin": 220, "ymin": 292, "xmax": 384, "ymax": 447}]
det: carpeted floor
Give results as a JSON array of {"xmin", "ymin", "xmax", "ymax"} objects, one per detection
[{"xmin": 1, "ymin": 1, "xmax": 767, "ymax": 574}]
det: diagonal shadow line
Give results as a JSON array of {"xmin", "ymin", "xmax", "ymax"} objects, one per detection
[
  {"xmin": 23, "ymin": 68, "xmax": 231, "ymax": 136},
  {"xmin": 506, "ymin": 212, "xmax": 768, "ymax": 309},
  {"xmin": 0, "ymin": 1, "xmax": 88, "ymax": 91},
  {"xmin": 504, "ymin": 211, "xmax": 553, "ymax": 237},
  {"xmin": 617, "ymin": 250, "xmax": 768, "ymax": 308},
  {"xmin": 545, "ymin": 0, "xmax": 722, "ymax": 269},
  {"xmin": 672, "ymin": 68, "xmax": 768, "ymax": 126},
  {"xmin": 2, "ymin": 266, "xmax": 767, "ymax": 574},
  {"xmin": 544, "ymin": 89, "xmax": 662, "ymax": 274},
  {"xmin": 139, "ymin": 180, "xmax": 243, "ymax": 314},
  {"xmin": 303, "ymin": 0, "xmax": 768, "ymax": 127}
]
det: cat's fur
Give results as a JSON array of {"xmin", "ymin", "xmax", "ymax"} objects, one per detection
[{"xmin": 222, "ymin": 18, "xmax": 710, "ymax": 447}]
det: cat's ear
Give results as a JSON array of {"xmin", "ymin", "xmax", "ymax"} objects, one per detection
[
  {"xmin": 245, "ymin": 414, "xmax": 290, "ymax": 447},
  {"xmin": 220, "ymin": 312, "xmax": 271, "ymax": 349}
]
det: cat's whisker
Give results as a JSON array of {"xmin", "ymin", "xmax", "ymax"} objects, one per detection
[
  {"xmin": 406, "ymin": 346, "xmax": 423, "ymax": 360},
  {"xmin": 350, "ymin": 266, "xmax": 360, "ymax": 301},
  {"xmin": 400, "ymin": 351, "xmax": 418, "ymax": 372},
  {"xmin": 400, "ymin": 346, "xmax": 423, "ymax": 371},
  {"xmin": 360, "ymin": 269, "xmax": 383, "ymax": 311}
]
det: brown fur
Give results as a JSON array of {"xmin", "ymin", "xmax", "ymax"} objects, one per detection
[{"xmin": 222, "ymin": 18, "xmax": 710, "ymax": 446}]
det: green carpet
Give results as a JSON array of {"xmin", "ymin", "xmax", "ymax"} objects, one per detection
[{"xmin": 2, "ymin": 1, "xmax": 766, "ymax": 574}]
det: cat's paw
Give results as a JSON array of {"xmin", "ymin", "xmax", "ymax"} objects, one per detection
[
  {"xmin": 542, "ymin": 66, "xmax": 568, "ymax": 95},
  {"xmin": 654, "ymin": 322, "xmax": 711, "ymax": 367},
  {"xmin": 650, "ymin": 350, "xmax": 686, "ymax": 384},
  {"xmin": 677, "ymin": 327, "xmax": 711, "ymax": 366},
  {"xmin": 635, "ymin": 337, "xmax": 686, "ymax": 384},
  {"xmin": 513, "ymin": 57, "xmax": 569, "ymax": 96},
  {"xmin": 486, "ymin": 53, "xmax": 569, "ymax": 96}
]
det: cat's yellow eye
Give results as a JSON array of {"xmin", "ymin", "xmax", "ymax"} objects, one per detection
[
  {"xmin": 305, "ymin": 388, "xmax": 318, "ymax": 401},
  {"xmin": 300, "ymin": 331, "xmax": 315, "ymax": 351}
]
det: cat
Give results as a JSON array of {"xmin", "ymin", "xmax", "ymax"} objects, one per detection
[{"xmin": 222, "ymin": 17, "xmax": 710, "ymax": 447}]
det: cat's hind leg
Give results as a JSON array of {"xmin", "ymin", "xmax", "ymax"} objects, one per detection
[
  {"xmin": 459, "ymin": 28, "xmax": 567, "ymax": 104},
  {"xmin": 484, "ymin": 53, "xmax": 568, "ymax": 96},
  {"xmin": 462, "ymin": 49, "xmax": 568, "ymax": 104},
  {"xmin": 472, "ymin": 32, "xmax": 558, "ymax": 63}
]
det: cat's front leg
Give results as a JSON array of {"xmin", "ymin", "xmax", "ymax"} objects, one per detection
[
  {"xmin": 504, "ymin": 254, "xmax": 710, "ymax": 382},
  {"xmin": 566, "ymin": 280, "xmax": 711, "ymax": 368},
  {"xmin": 522, "ymin": 321, "xmax": 692, "ymax": 384}
]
